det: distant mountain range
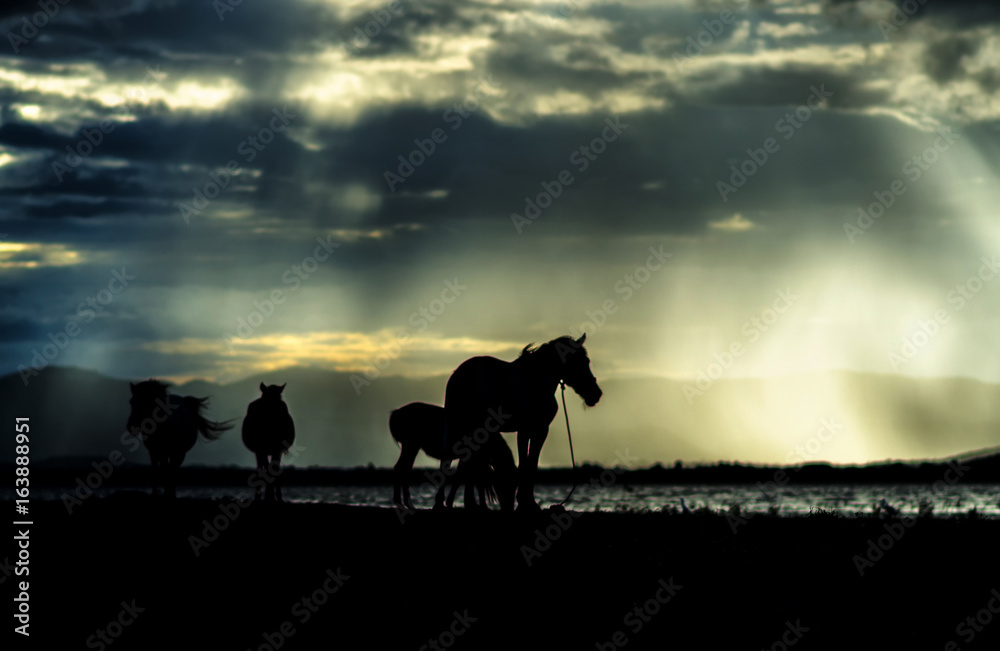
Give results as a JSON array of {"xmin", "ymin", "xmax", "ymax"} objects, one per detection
[{"xmin": 3, "ymin": 366, "xmax": 1000, "ymax": 469}]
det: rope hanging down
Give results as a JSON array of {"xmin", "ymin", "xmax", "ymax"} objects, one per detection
[{"xmin": 555, "ymin": 380, "xmax": 579, "ymax": 506}]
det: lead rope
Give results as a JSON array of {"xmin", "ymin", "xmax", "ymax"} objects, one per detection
[{"xmin": 556, "ymin": 380, "xmax": 579, "ymax": 506}]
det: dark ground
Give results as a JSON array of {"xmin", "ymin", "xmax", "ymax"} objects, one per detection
[{"xmin": 7, "ymin": 496, "xmax": 1000, "ymax": 650}]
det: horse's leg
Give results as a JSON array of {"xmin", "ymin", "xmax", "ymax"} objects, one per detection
[
  {"xmin": 517, "ymin": 430, "xmax": 529, "ymax": 476},
  {"xmin": 463, "ymin": 456, "xmax": 485, "ymax": 509},
  {"xmin": 271, "ymin": 453, "xmax": 284, "ymax": 502},
  {"xmin": 445, "ymin": 460, "xmax": 464, "ymax": 508},
  {"xmin": 394, "ymin": 444, "xmax": 420, "ymax": 509},
  {"xmin": 492, "ymin": 436, "xmax": 517, "ymax": 512},
  {"xmin": 254, "ymin": 452, "xmax": 268, "ymax": 501},
  {"xmin": 518, "ymin": 428, "xmax": 548, "ymax": 511},
  {"xmin": 263, "ymin": 453, "xmax": 277, "ymax": 502}
]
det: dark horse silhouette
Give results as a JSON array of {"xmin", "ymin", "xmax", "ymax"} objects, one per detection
[
  {"xmin": 390, "ymin": 401, "xmax": 515, "ymax": 511},
  {"xmin": 127, "ymin": 379, "xmax": 231, "ymax": 497},
  {"xmin": 444, "ymin": 334, "xmax": 602, "ymax": 510},
  {"xmin": 242, "ymin": 383, "xmax": 296, "ymax": 502}
]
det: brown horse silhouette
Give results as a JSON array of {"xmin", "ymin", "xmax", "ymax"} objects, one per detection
[
  {"xmin": 242, "ymin": 383, "xmax": 296, "ymax": 502},
  {"xmin": 127, "ymin": 379, "xmax": 231, "ymax": 497},
  {"xmin": 391, "ymin": 401, "xmax": 515, "ymax": 510},
  {"xmin": 444, "ymin": 334, "xmax": 601, "ymax": 510}
]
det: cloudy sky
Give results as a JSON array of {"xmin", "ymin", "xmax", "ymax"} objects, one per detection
[{"xmin": 3, "ymin": 0, "xmax": 1000, "ymax": 462}]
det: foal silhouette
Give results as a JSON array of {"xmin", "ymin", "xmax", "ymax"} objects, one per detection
[
  {"xmin": 242, "ymin": 383, "xmax": 296, "ymax": 502},
  {"xmin": 390, "ymin": 401, "xmax": 515, "ymax": 510},
  {"xmin": 127, "ymin": 379, "xmax": 231, "ymax": 497},
  {"xmin": 444, "ymin": 334, "xmax": 602, "ymax": 510}
]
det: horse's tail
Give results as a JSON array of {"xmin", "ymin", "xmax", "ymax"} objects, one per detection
[
  {"xmin": 388, "ymin": 407, "xmax": 405, "ymax": 447},
  {"xmin": 185, "ymin": 396, "xmax": 233, "ymax": 441}
]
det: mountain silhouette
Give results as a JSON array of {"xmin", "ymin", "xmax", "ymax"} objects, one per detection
[{"xmin": 4, "ymin": 366, "xmax": 1000, "ymax": 468}]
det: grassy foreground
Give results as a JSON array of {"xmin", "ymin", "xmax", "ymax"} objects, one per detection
[{"xmin": 9, "ymin": 496, "xmax": 1000, "ymax": 650}]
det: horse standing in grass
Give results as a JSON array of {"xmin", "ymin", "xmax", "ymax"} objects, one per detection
[
  {"xmin": 391, "ymin": 402, "xmax": 515, "ymax": 511},
  {"xmin": 242, "ymin": 383, "xmax": 296, "ymax": 502},
  {"xmin": 444, "ymin": 334, "xmax": 602, "ymax": 511},
  {"xmin": 127, "ymin": 379, "xmax": 232, "ymax": 498}
]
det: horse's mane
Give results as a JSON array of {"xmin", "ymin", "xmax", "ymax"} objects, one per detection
[
  {"xmin": 516, "ymin": 336, "xmax": 587, "ymax": 362},
  {"xmin": 133, "ymin": 379, "xmax": 170, "ymax": 395}
]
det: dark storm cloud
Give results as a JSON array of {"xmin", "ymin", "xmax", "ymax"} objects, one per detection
[
  {"xmin": 20, "ymin": 197, "xmax": 160, "ymax": 219},
  {"xmin": 339, "ymin": 0, "xmax": 491, "ymax": 59},
  {"xmin": 906, "ymin": 0, "xmax": 1000, "ymax": 25},
  {"xmin": 822, "ymin": 0, "xmax": 1000, "ymax": 27},
  {"xmin": 317, "ymin": 107, "xmax": 711, "ymax": 234},
  {"xmin": 0, "ymin": 316, "xmax": 40, "ymax": 343},
  {"xmin": 487, "ymin": 45, "xmax": 658, "ymax": 95},
  {"xmin": 0, "ymin": 113, "xmax": 306, "ymax": 169},
  {"xmin": 1, "ymin": 0, "xmax": 334, "ymax": 60},
  {"xmin": 593, "ymin": 1, "xmax": 748, "ymax": 55},
  {"xmin": 1, "ymin": 162, "xmax": 149, "ymax": 199},
  {"xmin": 691, "ymin": 65, "xmax": 889, "ymax": 110},
  {"xmin": 922, "ymin": 35, "xmax": 979, "ymax": 85}
]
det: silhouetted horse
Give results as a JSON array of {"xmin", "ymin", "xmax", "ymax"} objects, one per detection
[
  {"xmin": 127, "ymin": 379, "xmax": 231, "ymax": 497},
  {"xmin": 390, "ymin": 402, "xmax": 515, "ymax": 511},
  {"xmin": 242, "ymin": 383, "xmax": 296, "ymax": 502},
  {"xmin": 444, "ymin": 334, "xmax": 602, "ymax": 510}
]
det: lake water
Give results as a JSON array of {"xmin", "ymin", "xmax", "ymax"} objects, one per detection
[{"xmin": 13, "ymin": 483, "xmax": 1000, "ymax": 517}]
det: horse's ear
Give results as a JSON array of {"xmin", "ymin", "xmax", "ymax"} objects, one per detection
[
  {"xmin": 259, "ymin": 382, "xmax": 266, "ymax": 392},
  {"xmin": 279, "ymin": 383, "xmax": 286, "ymax": 393},
  {"xmin": 576, "ymin": 333, "xmax": 586, "ymax": 345}
]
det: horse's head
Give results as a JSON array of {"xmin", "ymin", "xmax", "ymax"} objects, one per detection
[
  {"xmin": 553, "ymin": 333, "xmax": 602, "ymax": 407},
  {"xmin": 127, "ymin": 379, "xmax": 169, "ymax": 435},
  {"xmin": 259, "ymin": 382, "xmax": 286, "ymax": 402}
]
